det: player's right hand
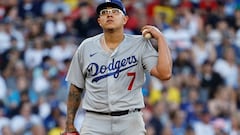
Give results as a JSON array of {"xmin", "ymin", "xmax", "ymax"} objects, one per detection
[
  {"xmin": 141, "ymin": 25, "xmax": 163, "ymax": 40},
  {"xmin": 61, "ymin": 131, "xmax": 80, "ymax": 135}
]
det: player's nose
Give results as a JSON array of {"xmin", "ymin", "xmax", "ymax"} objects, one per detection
[{"xmin": 106, "ymin": 13, "xmax": 113, "ymax": 18}]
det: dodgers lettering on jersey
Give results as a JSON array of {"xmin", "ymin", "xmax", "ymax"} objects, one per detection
[{"xmin": 87, "ymin": 55, "xmax": 138, "ymax": 82}]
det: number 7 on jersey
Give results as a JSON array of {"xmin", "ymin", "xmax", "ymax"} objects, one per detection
[{"xmin": 127, "ymin": 72, "xmax": 136, "ymax": 90}]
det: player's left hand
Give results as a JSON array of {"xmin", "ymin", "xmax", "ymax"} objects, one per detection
[{"xmin": 141, "ymin": 25, "xmax": 163, "ymax": 40}]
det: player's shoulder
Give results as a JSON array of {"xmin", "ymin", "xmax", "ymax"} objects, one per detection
[
  {"xmin": 76, "ymin": 34, "xmax": 102, "ymax": 50},
  {"xmin": 124, "ymin": 34, "xmax": 149, "ymax": 42},
  {"xmin": 124, "ymin": 34, "xmax": 149, "ymax": 46},
  {"xmin": 125, "ymin": 34, "xmax": 144, "ymax": 40},
  {"xmin": 80, "ymin": 34, "xmax": 102, "ymax": 46}
]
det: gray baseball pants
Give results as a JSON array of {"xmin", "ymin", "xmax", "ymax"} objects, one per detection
[{"xmin": 80, "ymin": 111, "xmax": 146, "ymax": 135}]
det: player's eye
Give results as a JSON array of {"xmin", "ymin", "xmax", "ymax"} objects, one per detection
[
  {"xmin": 100, "ymin": 10, "xmax": 107, "ymax": 15},
  {"xmin": 111, "ymin": 9, "xmax": 120, "ymax": 14},
  {"xmin": 100, "ymin": 8, "xmax": 123, "ymax": 16}
]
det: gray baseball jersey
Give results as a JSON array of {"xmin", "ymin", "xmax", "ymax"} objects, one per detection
[{"xmin": 66, "ymin": 33, "xmax": 158, "ymax": 112}]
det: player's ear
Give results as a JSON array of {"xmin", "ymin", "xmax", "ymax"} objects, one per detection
[
  {"xmin": 123, "ymin": 16, "xmax": 129, "ymax": 25},
  {"xmin": 97, "ymin": 18, "xmax": 102, "ymax": 26}
]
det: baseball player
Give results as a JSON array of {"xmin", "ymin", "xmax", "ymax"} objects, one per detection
[{"xmin": 62, "ymin": 0, "xmax": 172, "ymax": 135}]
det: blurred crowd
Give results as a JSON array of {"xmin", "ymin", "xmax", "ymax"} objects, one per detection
[{"xmin": 0, "ymin": 0, "xmax": 240, "ymax": 135}]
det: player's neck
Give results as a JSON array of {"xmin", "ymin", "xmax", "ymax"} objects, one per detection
[
  {"xmin": 103, "ymin": 31, "xmax": 124, "ymax": 49},
  {"xmin": 103, "ymin": 28, "xmax": 124, "ymax": 43},
  {"xmin": 104, "ymin": 33, "xmax": 124, "ymax": 43},
  {"xmin": 102, "ymin": 33, "xmax": 124, "ymax": 52}
]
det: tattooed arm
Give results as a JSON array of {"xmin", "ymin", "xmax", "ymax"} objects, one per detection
[{"xmin": 65, "ymin": 84, "xmax": 83, "ymax": 132}]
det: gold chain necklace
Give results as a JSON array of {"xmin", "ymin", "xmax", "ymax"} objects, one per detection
[{"xmin": 102, "ymin": 36, "xmax": 114, "ymax": 53}]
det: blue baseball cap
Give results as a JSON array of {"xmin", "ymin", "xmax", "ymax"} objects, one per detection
[{"xmin": 96, "ymin": 0, "xmax": 127, "ymax": 15}]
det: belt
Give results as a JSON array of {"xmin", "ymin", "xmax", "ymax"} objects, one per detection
[{"xmin": 86, "ymin": 108, "xmax": 141, "ymax": 116}]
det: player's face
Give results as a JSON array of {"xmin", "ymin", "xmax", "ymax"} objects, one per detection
[{"xmin": 98, "ymin": 7, "xmax": 128, "ymax": 30}]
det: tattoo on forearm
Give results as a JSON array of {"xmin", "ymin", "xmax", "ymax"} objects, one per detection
[{"xmin": 66, "ymin": 84, "xmax": 82, "ymax": 129}]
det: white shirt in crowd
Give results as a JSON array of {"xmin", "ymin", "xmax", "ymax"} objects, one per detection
[{"xmin": 194, "ymin": 121, "xmax": 215, "ymax": 135}]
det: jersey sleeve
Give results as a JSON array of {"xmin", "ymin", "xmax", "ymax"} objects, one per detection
[
  {"xmin": 141, "ymin": 40, "xmax": 158, "ymax": 72},
  {"xmin": 65, "ymin": 46, "xmax": 85, "ymax": 89}
]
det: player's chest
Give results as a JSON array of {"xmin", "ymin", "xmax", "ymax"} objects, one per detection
[{"xmin": 83, "ymin": 51, "xmax": 140, "ymax": 82}]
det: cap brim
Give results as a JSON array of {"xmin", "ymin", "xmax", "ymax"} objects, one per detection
[{"xmin": 96, "ymin": 2, "xmax": 123, "ymax": 15}]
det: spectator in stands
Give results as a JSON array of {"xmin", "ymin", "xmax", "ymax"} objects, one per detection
[
  {"xmin": 44, "ymin": 9, "xmax": 67, "ymax": 39},
  {"xmin": 24, "ymin": 17, "xmax": 44, "ymax": 43},
  {"xmin": 149, "ymin": 100, "xmax": 168, "ymax": 135},
  {"xmin": 2, "ymin": 18, "xmax": 25, "ymax": 51},
  {"xmin": 10, "ymin": 101, "xmax": 43, "ymax": 135},
  {"xmin": 199, "ymin": 59, "xmax": 224, "ymax": 100},
  {"xmin": 1, "ymin": 48, "xmax": 22, "ymax": 93},
  {"xmin": 191, "ymin": 34, "xmax": 216, "ymax": 69},
  {"xmin": 193, "ymin": 108, "xmax": 215, "ymax": 135},
  {"xmin": 208, "ymin": 86, "xmax": 236, "ymax": 118},
  {"xmin": 32, "ymin": 56, "xmax": 58, "ymax": 95},
  {"xmin": 44, "ymin": 100, "xmax": 65, "ymax": 132},
  {"xmin": 24, "ymin": 37, "xmax": 48, "ymax": 69},
  {"xmin": 49, "ymin": 35, "xmax": 76, "ymax": 67},
  {"xmin": 46, "ymin": 75, "xmax": 68, "ymax": 103},
  {"xmin": 42, "ymin": 0, "xmax": 70, "ymax": 17},
  {"xmin": 36, "ymin": 96, "xmax": 51, "ymax": 120},
  {"xmin": 172, "ymin": 49, "xmax": 196, "ymax": 91},
  {"xmin": 213, "ymin": 47, "xmax": 239, "ymax": 88},
  {"xmin": 181, "ymin": 88, "xmax": 201, "ymax": 124},
  {"xmin": 48, "ymin": 115, "xmax": 66, "ymax": 135},
  {"xmin": 73, "ymin": 1, "xmax": 101, "ymax": 42},
  {"xmin": 18, "ymin": 0, "xmax": 43, "ymax": 19},
  {"xmin": 7, "ymin": 75, "xmax": 38, "ymax": 116},
  {"xmin": 215, "ymin": 31, "xmax": 240, "ymax": 63},
  {"xmin": 153, "ymin": 12, "xmax": 170, "ymax": 31},
  {"xmin": 170, "ymin": 109, "xmax": 186, "ymax": 135},
  {"xmin": 163, "ymin": 17, "xmax": 192, "ymax": 60}
]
